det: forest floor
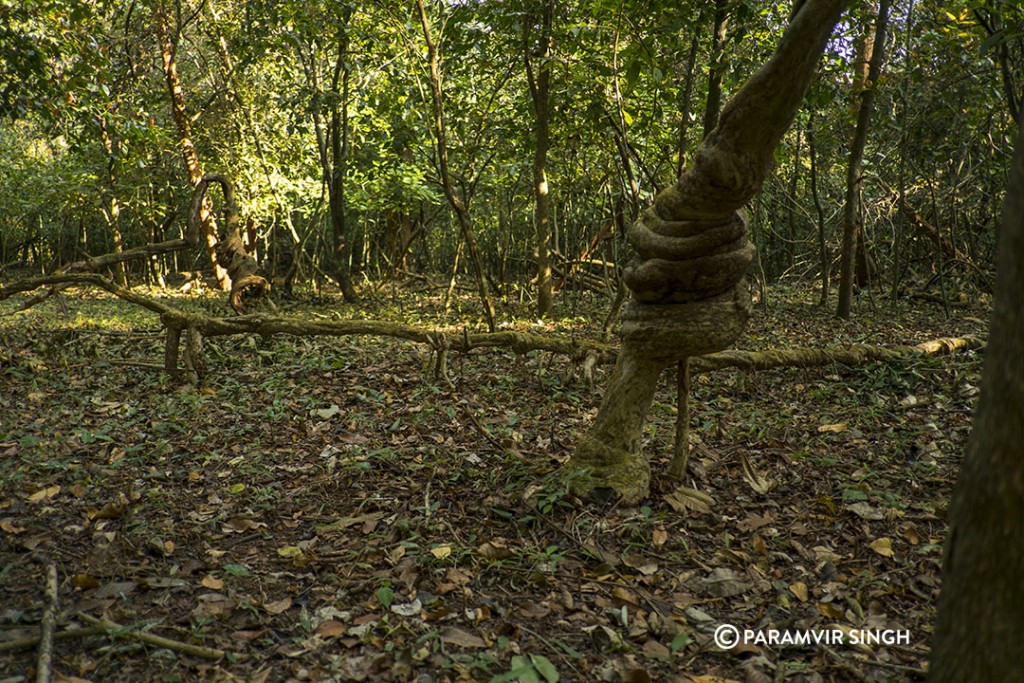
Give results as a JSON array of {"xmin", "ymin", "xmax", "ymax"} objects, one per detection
[{"xmin": 0, "ymin": 280, "xmax": 990, "ymax": 683}]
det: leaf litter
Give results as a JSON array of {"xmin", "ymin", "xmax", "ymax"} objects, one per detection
[{"xmin": 0, "ymin": 284, "xmax": 988, "ymax": 681}]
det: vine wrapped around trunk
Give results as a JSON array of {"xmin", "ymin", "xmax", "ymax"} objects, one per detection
[
  {"xmin": 564, "ymin": 0, "xmax": 848, "ymax": 504},
  {"xmin": 190, "ymin": 174, "xmax": 270, "ymax": 314}
]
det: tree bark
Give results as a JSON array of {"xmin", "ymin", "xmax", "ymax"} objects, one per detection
[
  {"xmin": 98, "ymin": 117, "xmax": 127, "ymax": 286},
  {"xmin": 525, "ymin": 0, "xmax": 555, "ymax": 318},
  {"xmin": 328, "ymin": 12, "xmax": 359, "ymax": 303},
  {"xmin": 566, "ymin": 0, "xmax": 848, "ymax": 504},
  {"xmin": 190, "ymin": 174, "xmax": 270, "ymax": 313},
  {"xmin": 928, "ymin": 118, "xmax": 1024, "ymax": 683},
  {"xmin": 807, "ymin": 114, "xmax": 830, "ymax": 307},
  {"xmin": 836, "ymin": 0, "xmax": 891, "ymax": 319},
  {"xmin": 155, "ymin": 1, "xmax": 230, "ymax": 290},
  {"xmin": 415, "ymin": 0, "xmax": 497, "ymax": 331},
  {"xmin": 702, "ymin": 0, "xmax": 730, "ymax": 138},
  {"xmin": 676, "ymin": 31, "xmax": 700, "ymax": 176}
]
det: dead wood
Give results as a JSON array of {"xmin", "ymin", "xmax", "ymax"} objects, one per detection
[
  {"xmin": 35, "ymin": 563, "xmax": 58, "ymax": 683},
  {"xmin": 0, "ymin": 626, "xmax": 106, "ymax": 653},
  {"xmin": 689, "ymin": 335, "xmax": 984, "ymax": 374},
  {"xmin": 77, "ymin": 613, "xmax": 226, "ymax": 661},
  {"xmin": 1, "ymin": 273, "xmax": 983, "ymax": 380}
]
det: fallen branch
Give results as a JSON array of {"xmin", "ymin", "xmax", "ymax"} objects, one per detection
[
  {"xmin": 688, "ymin": 336, "xmax": 984, "ymax": 374},
  {"xmin": 1, "ymin": 273, "xmax": 984, "ymax": 380},
  {"xmin": 35, "ymin": 563, "xmax": 58, "ymax": 683},
  {"xmin": 77, "ymin": 613, "xmax": 226, "ymax": 661},
  {"xmin": 0, "ymin": 626, "xmax": 106, "ymax": 653}
]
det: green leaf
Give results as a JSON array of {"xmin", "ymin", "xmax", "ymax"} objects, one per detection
[
  {"xmin": 376, "ymin": 585, "xmax": 395, "ymax": 608},
  {"xmin": 529, "ymin": 654, "xmax": 559, "ymax": 682}
]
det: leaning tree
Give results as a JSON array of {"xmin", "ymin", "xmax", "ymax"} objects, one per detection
[{"xmin": 564, "ymin": 0, "xmax": 848, "ymax": 504}]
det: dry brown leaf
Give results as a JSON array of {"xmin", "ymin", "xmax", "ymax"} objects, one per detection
[
  {"xmin": 201, "ymin": 575, "xmax": 225, "ymax": 590},
  {"xmin": 611, "ymin": 586, "xmax": 642, "ymax": 607},
  {"xmin": 739, "ymin": 453, "xmax": 776, "ymax": 494},
  {"xmin": 789, "ymin": 581, "xmax": 809, "ymax": 602},
  {"xmin": 316, "ymin": 512, "xmax": 384, "ymax": 534},
  {"xmin": 430, "ymin": 544, "xmax": 452, "ymax": 559},
  {"xmin": 870, "ymin": 537, "xmax": 895, "ymax": 557},
  {"xmin": 72, "ymin": 573, "xmax": 100, "ymax": 590},
  {"xmin": 736, "ymin": 513, "xmax": 773, "ymax": 533},
  {"xmin": 816, "ymin": 602, "xmax": 845, "ymax": 619},
  {"xmin": 264, "ymin": 597, "xmax": 293, "ymax": 614},
  {"xmin": 28, "ymin": 485, "xmax": 60, "ymax": 503},
  {"xmin": 317, "ymin": 620, "xmax": 348, "ymax": 638},
  {"xmin": 623, "ymin": 554, "xmax": 659, "ymax": 575},
  {"xmin": 477, "ymin": 539, "xmax": 514, "ymax": 560},
  {"xmin": 818, "ymin": 423, "xmax": 848, "ymax": 433},
  {"xmin": 664, "ymin": 487, "xmax": 715, "ymax": 515},
  {"xmin": 688, "ymin": 568, "xmax": 750, "ymax": 598},
  {"xmin": 222, "ymin": 518, "xmax": 265, "ymax": 533},
  {"xmin": 91, "ymin": 493, "xmax": 129, "ymax": 520},
  {"xmin": 0, "ymin": 518, "xmax": 26, "ymax": 534},
  {"xmin": 440, "ymin": 627, "xmax": 486, "ymax": 648},
  {"xmin": 847, "ymin": 502, "xmax": 884, "ymax": 520}
]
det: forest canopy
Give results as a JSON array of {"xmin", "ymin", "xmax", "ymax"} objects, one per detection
[{"xmin": 0, "ymin": 0, "xmax": 1020, "ymax": 307}]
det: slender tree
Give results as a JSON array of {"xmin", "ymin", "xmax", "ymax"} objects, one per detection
[
  {"xmin": 415, "ymin": 0, "xmax": 497, "ymax": 332},
  {"xmin": 702, "ymin": 0, "xmax": 730, "ymax": 138},
  {"xmin": 524, "ymin": 0, "xmax": 555, "ymax": 318},
  {"xmin": 155, "ymin": 0, "xmax": 230, "ymax": 290},
  {"xmin": 836, "ymin": 0, "xmax": 891, "ymax": 319}
]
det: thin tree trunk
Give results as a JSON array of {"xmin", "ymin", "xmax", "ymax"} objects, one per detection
[
  {"xmin": 525, "ymin": 0, "xmax": 555, "ymax": 318},
  {"xmin": 702, "ymin": 0, "xmax": 730, "ymax": 138},
  {"xmin": 155, "ymin": 1, "xmax": 229, "ymax": 290},
  {"xmin": 676, "ymin": 31, "xmax": 700, "ymax": 176},
  {"xmin": 807, "ymin": 114, "xmax": 829, "ymax": 307},
  {"xmin": 329, "ymin": 13, "xmax": 359, "ymax": 303},
  {"xmin": 836, "ymin": 0, "xmax": 891, "ymax": 319},
  {"xmin": 98, "ymin": 117, "xmax": 127, "ymax": 286},
  {"xmin": 972, "ymin": 8, "xmax": 1020, "ymax": 124},
  {"xmin": 415, "ymin": 0, "xmax": 496, "ymax": 331},
  {"xmin": 787, "ymin": 126, "xmax": 802, "ymax": 270}
]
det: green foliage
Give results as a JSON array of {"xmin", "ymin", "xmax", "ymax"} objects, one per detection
[{"xmin": 0, "ymin": 0, "xmax": 1015, "ymax": 299}]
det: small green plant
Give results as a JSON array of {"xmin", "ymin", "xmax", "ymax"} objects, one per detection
[{"xmin": 490, "ymin": 653, "xmax": 560, "ymax": 683}]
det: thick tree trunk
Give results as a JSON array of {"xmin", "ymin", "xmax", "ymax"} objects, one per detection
[
  {"xmin": 155, "ymin": 1, "xmax": 230, "ymax": 290},
  {"xmin": 525, "ymin": 0, "xmax": 555, "ymax": 318},
  {"xmin": 836, "ymin": 0, "xmax": 890, "ymax": 319},
  {"xmin": 929, "ymin": 124, "xmax": 1024, "ymax": 683},
  {"xmin": 565, "ymin": 0, "xmax": 847, "ymax": 504}
]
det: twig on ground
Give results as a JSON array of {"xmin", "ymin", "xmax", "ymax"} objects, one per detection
[
  {"xmin": 35, "ymin": 563, "xmax": 58, "ymax": 683},
  {"xmin": 77, "ymin": 612, "xmax": 227, "ymax": 661},
  {"xmin": 0, "ymin": 626, "xmax": 106, "ymax": 653}
]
